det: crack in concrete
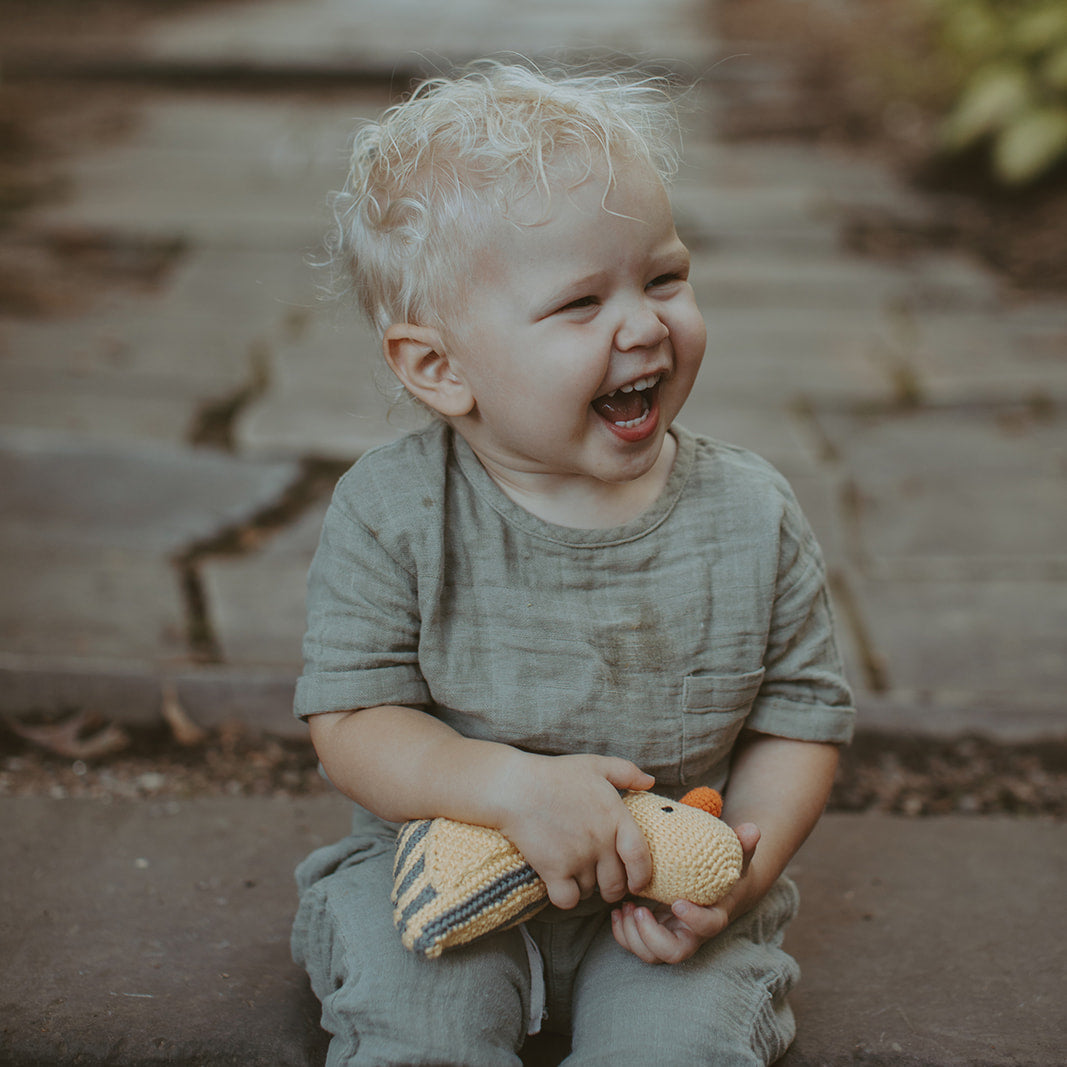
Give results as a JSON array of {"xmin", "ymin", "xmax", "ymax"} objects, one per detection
[
  {"xmin": 830, "ymin": 567, "xmax": 889, "ymax": 695},
  {"xmin": 175, "ymin": 334, "xmax": 346, "ymax": 664},
  {"xmin": 187, "ymin": 338, "xmax": 272, "ymax": 450},
  {"xmin": 173, "ymin": 457, "xmax": 348, "ymax": 663}
]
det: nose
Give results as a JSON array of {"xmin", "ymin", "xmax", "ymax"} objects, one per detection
[{"xmin": 614, "ymin": 300, "xmax": 669, "ymax": 352}]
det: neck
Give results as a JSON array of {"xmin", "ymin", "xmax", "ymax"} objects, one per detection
[{"xmin": 475, "ymin": 433, "xmax": 677, "ymax": 529}]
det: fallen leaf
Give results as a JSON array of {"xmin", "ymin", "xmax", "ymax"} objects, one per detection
[
  {"xmin": 7, "ymin": 711, "xmax": 130, "ymax": 759},
  {"xmin": 161, "ymin": 682, "xmax": 207, "ymax": 746}
]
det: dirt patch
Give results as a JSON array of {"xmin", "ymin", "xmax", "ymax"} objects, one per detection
[
  {"xmin": 0, "ymin": 715, "xmax": 334, "ymax": 801},
  {"xmin": 2, "ymin": 713, "xmax": 1064, "ymax": 816}
]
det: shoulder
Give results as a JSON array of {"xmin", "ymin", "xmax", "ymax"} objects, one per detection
[
  {"xmin": 330, "ymin": 421, "xmax": 450, "ymax": 518},
  {"xmin": 678, "ymin": 426, "xmax": 827, "ymax": 584},
  {"xmin": 679, "ymin": 427, "xmax": 822, "ymax": 568},
  {"xmin": 683, "ymin": 429, "xmax": 801, "ymax": 516},
  {"xmin": 318, "ymin": 421, "xmax": 451, "ymax": 562}
]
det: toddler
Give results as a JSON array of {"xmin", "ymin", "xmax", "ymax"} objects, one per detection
[{"xmin": 292, "ymin": 61, "xmax": 854, "ymax": 1066}]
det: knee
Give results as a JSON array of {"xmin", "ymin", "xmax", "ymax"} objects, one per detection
[
  {"xmin": 299, "ymin": 875, "xmax": 534, "ymax": 1064},
  {"xmin": 568, "ymin": 920, "xmax": 800, "ymax": 1066}
]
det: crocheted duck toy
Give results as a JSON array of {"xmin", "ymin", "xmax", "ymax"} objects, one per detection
[{"xmin": 391, "ymin": 786, "xmax": 743, "ymax": 958}]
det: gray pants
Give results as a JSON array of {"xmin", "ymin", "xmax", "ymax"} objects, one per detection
[{"xmin": 292, "ymin": 827, "xmax": 800, "ymax": 1066}]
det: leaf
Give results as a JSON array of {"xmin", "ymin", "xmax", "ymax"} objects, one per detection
[
  {"xmin": 993, "ymin": 106, "xmax": 1067, "ymax": 183},
  {"xmin": 1012, "ymin": 3, "xmax": 1067, "ymax": 55},
  {"xmin": 7, "ymin": 711, "xmax": 130, "ymax": 759},
  {"xmin": 161, "ymin": 681, "xmax": 208, "ymax": 746},
  {"xmin": 941, "ymin": 0, "xmax": 1003, "ymax": 61},
  {"xmin": 1042, "ymin": 45, "xmax": 1067, "ymax": 91},
  {"xmin": 941, "ymin": 64, "xmax": 1034, "ymax": 149}
]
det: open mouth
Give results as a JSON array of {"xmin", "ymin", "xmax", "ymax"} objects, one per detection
[{"xmin": 591, "ymin": 374, "xmax": 662, "ymax": 429}]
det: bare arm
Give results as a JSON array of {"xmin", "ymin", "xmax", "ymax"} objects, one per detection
[
  {"xmin": 717, "ymin": 731, "xmax": 840, "ymax": 910},
  {"xmin": 309, "ymin": 705, "xmax": 518, "ymax": 825},
  {"xmin": 308, "ymin": 705, "xmax": 655, "ymax": 909},
  {"xmin": 611, "ymin": 731, "xmax": 839, "ymax": 964}
]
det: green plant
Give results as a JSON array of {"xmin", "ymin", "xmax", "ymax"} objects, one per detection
[{"xmin": 930, "ymin": 0, "xmax": 1067, "ymax": 184}]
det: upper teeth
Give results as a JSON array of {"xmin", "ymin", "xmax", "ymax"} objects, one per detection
[{"xmin": 608, "ymin": 374, "xmax": 660, "ymax": 397}]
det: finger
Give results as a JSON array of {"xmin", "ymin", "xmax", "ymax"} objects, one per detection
[
  {"xmin": 600, "ymin": 758, "xmax": 655, "ymax": 793},
  {"xmin": 616, "ymin": 817, "xmax": 652, "ymax": 895},
  {"xmin": 577, "ymin": 872, "xmax": 599, "ymax": 901},
  {"xmin": 732, "ymin": 822, "xmax": 761, "ymax": 869},
  {"xmin": 631, "ymin": 905, "xmax": 701, "ymax": 965},
  {"xmin": 670, "ymin": 900, "xmax": 730, "ymax": 941},
  {"xmin": 611, "ymin": 905, "xmax": 661, "ymax": 965},
  {"xmin": 545, "ymin": 879, "xmax": 580, "ymax": 911},
  {"xmin": 595, "ymin": 855, "xmax": 629, "ymax": 904}
]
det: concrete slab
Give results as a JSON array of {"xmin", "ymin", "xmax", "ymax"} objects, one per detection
[
  {"xmin": 688, "ymin": 310, "xmax": 895, "ymax": 405},
  {"xmin": 201, "ymin": 555, "xmax": 308, "ymax": 668},
  {"xmin": 143, "ymin": 0, "xmax": 719, "ymax": 74},
  {"xmin": 782, "ymin": 813, "xmax": 1066, "ymax": 1066},
  {"xmin": 0, "ymin": 794, "xmax": 350, "ymax": 1066},
  {"xmin": 815, "ymin": 407, "xmax": 1067, "ymax": 573},
  {"xmin": 30, "ymin": 94, "xmax": 386, "ymax": 245},
  {"xmin": 0, "ymin": 549, "xmax": 187, "ymax": 661},
  {"xmin": 235, "ymin": 310, "xmax": 417, "ymax": 460},
  {"xmin": 2, "ymin": 802, "xmax": 1062, "ymax": 1066},
  {"xmin": 848, "ymin": 578, "xmax": 1067, "ymax": 699},
  {"xmin": 690, "ymin": 248, "xmax": 996, "ymax": 313},
  {"xmin": 0, "ymin": 656, "xmax": 304, "ymax": 737},
  {"xmin": 893, "ymin": 309, "xmax": 1067, "ymax": 403},
  {"xmin": 0, "ymin": 431, "xmax": 298, "ymax": 555}
]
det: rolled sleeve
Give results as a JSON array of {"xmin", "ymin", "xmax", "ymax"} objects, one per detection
[
  {"xmin": 294, "ymin": 490, "xmax": 430, "ymax": 720},
  {"xmin": 745, "ymin": 504, "xmax": 855, "ymax": 744}
]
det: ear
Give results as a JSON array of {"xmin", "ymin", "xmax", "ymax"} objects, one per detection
[{"xmin": 382, "ymin": 324, "xmax": 474, "ymax": 418}]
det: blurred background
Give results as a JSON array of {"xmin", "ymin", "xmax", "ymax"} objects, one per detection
[
  {"xmin": 0, "ymin": 1, "xmax": 1064, "ymax": 1062},
  {"xmin": 1, "ymin": 0, "xmax": 1063, "ymax": 811}
]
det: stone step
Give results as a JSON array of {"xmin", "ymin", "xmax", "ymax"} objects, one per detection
[{"xmin": 1, "ymin": 798, "xmax": 1062, "ymax": 1065}]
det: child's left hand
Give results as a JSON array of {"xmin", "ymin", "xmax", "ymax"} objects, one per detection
[{"xmin": 609, "ymin": 821, "xmax": 760, "ymax": 964}]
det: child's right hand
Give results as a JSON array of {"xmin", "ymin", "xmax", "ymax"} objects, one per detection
[{"xmin": 493, "ymin": 752, "xmax": 655, "ymax": 911}]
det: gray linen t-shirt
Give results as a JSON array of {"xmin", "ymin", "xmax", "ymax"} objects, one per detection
[{"xmin": 296, "ymin": 421, "xmax": 854, "ymax": 796}]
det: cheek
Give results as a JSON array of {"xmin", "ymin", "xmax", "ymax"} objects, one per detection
[{"xmin": 673, "ymin": 306, "xmax": 707, "ymax": 366}]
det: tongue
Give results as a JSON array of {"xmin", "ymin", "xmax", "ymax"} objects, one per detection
[{"xmin": 592, "ymin": 390, "xmax": 647, "ymax": 424}]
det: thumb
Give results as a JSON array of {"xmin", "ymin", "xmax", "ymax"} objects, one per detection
[
  {"xmin": 733, "ymin": 822, "xmax": 761, "ymax": 870},
  {"xmin": 601, "ymin": 758, "xmax": 655, "ymax": 793}
]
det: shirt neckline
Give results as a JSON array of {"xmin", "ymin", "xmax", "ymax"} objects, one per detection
[{"xmin": 450, "ymin": 424, "xmax": 696, "ymax": 547}]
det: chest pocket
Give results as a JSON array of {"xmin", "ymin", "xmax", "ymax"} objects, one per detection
[{"xmin": 681, "ymin": 667, "xmax": 766, "ymax": 784}]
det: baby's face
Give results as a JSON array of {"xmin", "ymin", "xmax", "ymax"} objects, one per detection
[{"xmin": 441, "ymin": 157, "xmax": 707, "ymax": 495}]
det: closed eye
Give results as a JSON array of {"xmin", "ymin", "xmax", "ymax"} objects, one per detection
[
  {"xmin": 558, "ymin": 295, "xmax": 599, "ymax": 312},
  {"xmin": 647, "ymin": 272, "xmax": 683, "ymax": 290}
]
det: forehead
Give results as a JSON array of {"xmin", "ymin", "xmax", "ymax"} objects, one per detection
[
  {"xmin": 473, "ymin": 158, "xmax": 676, "ymax": 270},
  {"xmin": 501, "ymin": 152, "xmax": 667, "ymax": 226}
]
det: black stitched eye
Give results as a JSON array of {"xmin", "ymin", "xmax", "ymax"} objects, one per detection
[{"xmin": 661, "ymin": 805, "xmax": 674, "ymax": 813}]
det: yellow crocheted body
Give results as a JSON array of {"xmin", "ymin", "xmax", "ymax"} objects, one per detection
[
  {"xmin": 392, "ymin": 818, "xmax": 548, "ymax": 958},
  {"xmin": 391, "ymin": 788, "xmax": 743, "ymax": 958},
  {"xmin": 622, "ymin": 790, "xmax": 743, "ymax": 906}
]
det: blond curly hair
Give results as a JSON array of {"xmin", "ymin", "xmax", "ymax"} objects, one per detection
[{"xmin": 327, "ymin": 61, "xmax": 684, "ymax": 335}]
